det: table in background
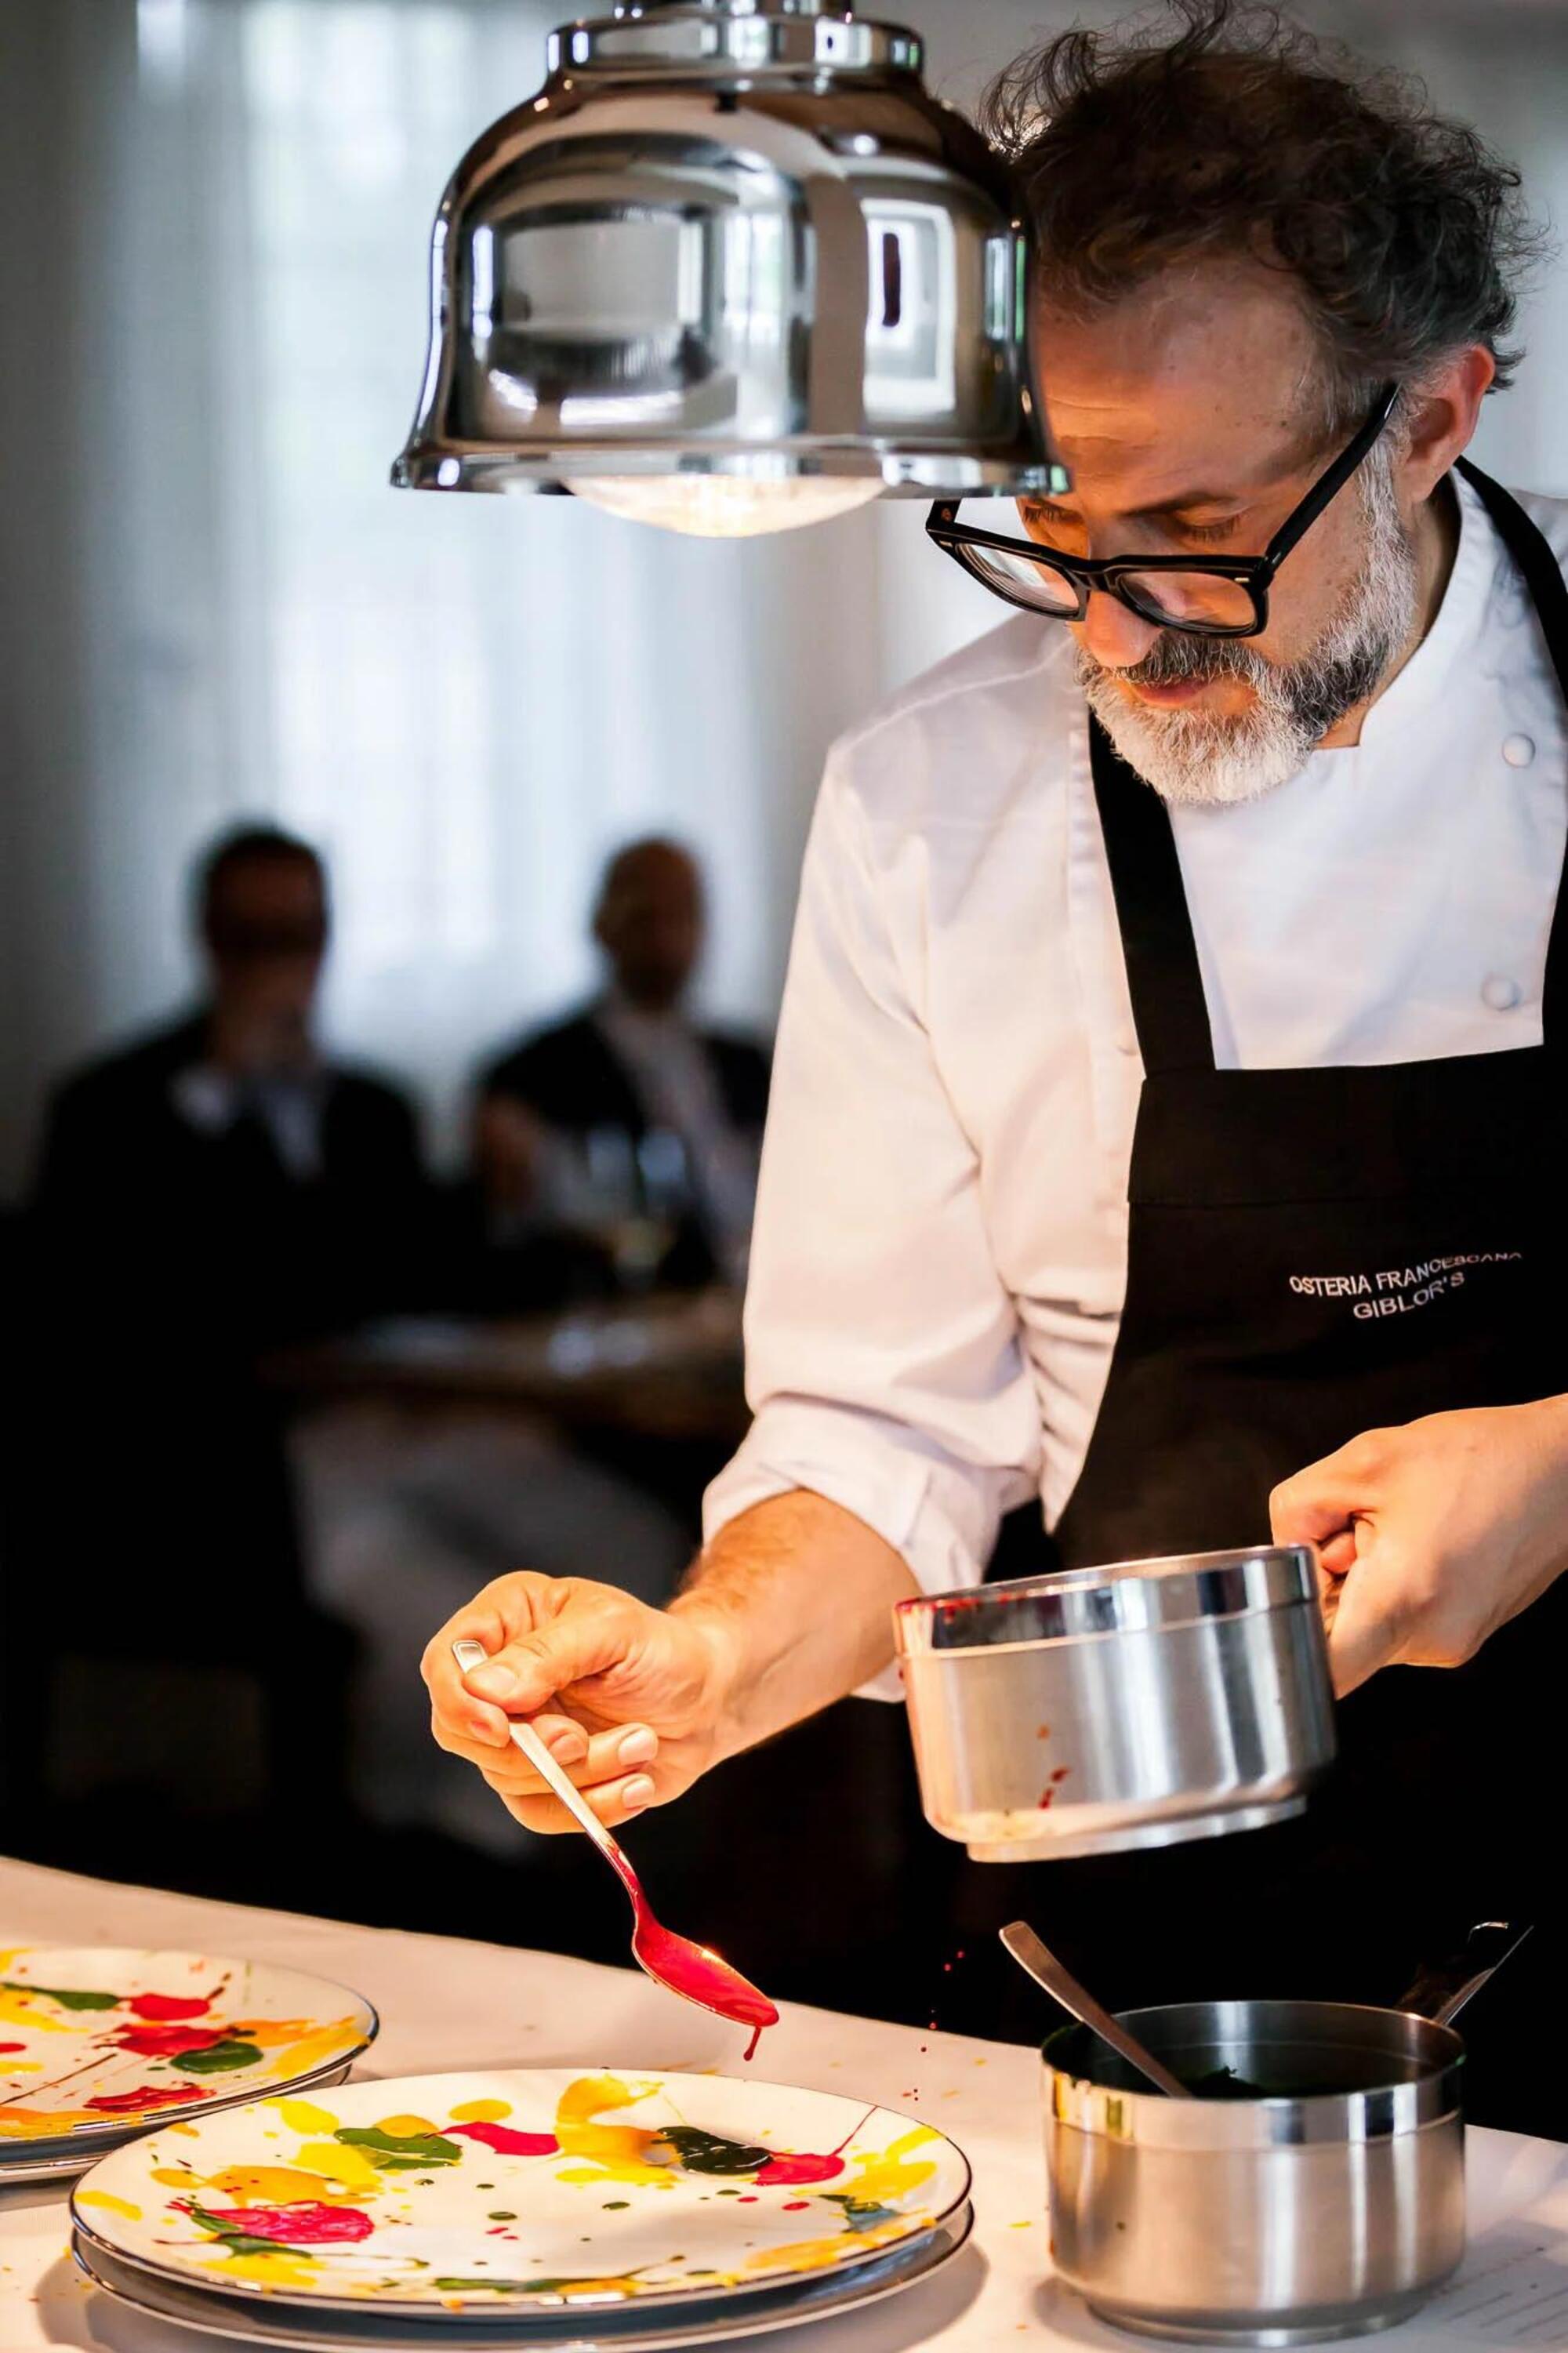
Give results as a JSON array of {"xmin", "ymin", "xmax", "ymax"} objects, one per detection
[
  {"xmin": 2, "ymin": 1857, "xmax": 1566, "ymax": 2351},
  {"xmin": 267, "ymin": 1287, "xmax": 750, "ymax": 1451}
]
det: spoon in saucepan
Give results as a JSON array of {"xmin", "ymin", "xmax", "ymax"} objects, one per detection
[
  {"xmin": 452, "ymin": 1639, "xmax": 779, "ymax": 2055},
  {"xmin": 1000, "ymin": 1920, "xmax": 1191, "ymax": 2098},
  {"xmin": 1002, "ymin": 1916, "xmax": 1535, "ymax": 2101}
]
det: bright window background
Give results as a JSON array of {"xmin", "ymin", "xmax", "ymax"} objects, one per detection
[{"xmin": 2, "ymin": 0, "xmax": 1565, "ymax": 1189}]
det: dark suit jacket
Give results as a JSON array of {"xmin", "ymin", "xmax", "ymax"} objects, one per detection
[
  {"xmin": 481, "ymin": 1009, "xmax": 770, "ymax": 1144},
  {"xmin": 34, "ymin": 1011, "xmax": 426, "ymax": 1348},
  {"xmin": 24, "ymin": 1012, "xmax": 429, "ymax": 1629},
  {"xmin": 481, "ymin": 1007, "xmax": 770, "ymax": 1288}
]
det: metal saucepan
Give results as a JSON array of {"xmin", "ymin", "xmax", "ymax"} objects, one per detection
[
  {"xmin": 1038, "ymin": 1924, "xmax": 1530, "ymax": 2346},
  {"xmin": 895, "ymin": 1545, "xmax": 1336, "ymax": 1861}
]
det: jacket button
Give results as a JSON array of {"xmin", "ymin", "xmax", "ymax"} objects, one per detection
[
  {"xmin": 1502, "ymin": 733, "xmax": 1536, "ymax": 767},
  {"xmin": 1482, "ymin": 974, "xmax": 1523, "ymax": 1011}
]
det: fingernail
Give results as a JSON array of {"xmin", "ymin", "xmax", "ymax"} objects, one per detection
[
  {"xmin": 549, "ymin": 1728, "xmax": 588, "ymax": 1764},
  {"xmin": 468, "ymin": 1663, "xmax": 517, "ymax": 1700},
  {"xmin": 622, "ymin": 1776, "xmax": 655, "ymax": 1810},
  {"xmin": 617, "ymin": 1727, "xmax": 657, "ymax": 1767}
]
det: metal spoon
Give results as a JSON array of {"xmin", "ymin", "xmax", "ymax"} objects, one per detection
[
  {"xmin": 1000, "ymin": 1920, "xmax": 1190, "ymax": 2099},
  {"xmin": 452, "ymin": 1639, "xmax": 779, "ymax": 2052},
  {"xmin": 1398, "ymin": 1919, "xmax": 1534, "ymax": 2028}
]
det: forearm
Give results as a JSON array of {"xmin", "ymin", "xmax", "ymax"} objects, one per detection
[
  {"xmin": 670, "ymin": 1490, "xmax": 920, "ymax": 1762},
  {"xmin": 1501, "ymin": 1392, "xmax": 1568, "ymax": 1587}
]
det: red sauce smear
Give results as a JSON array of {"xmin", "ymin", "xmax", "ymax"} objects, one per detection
[
  {"xmin": 753, "ymin": 2105, "xmax": 873, "ymax": 2186},
  {"xmin": 89, "ymin": 2085, "xmax": 210, "ymax": 2114},
  {"xmin": 183, "ymin": 2199, "xmax": 373, "ymax": 2246},
  {"xmin": 129, "ymin": 1993, "xmax": 212, "ymax": 2021},
  {"xmin": 753, "ymin": 2149, "xmax": 848, "ymax": 2185},
  {"xmin": 113, "ymin": 2024, "xmax": 227, "ymax": 2058},
  {"xmin": 449, "ymin": 2122, "xmax": 561, "ymax": 2157}
]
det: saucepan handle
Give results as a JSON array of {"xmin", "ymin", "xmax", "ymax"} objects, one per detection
[{"xmin": 1396, "ymin": 1919, "xmax": 1534, "ymax": 2029}]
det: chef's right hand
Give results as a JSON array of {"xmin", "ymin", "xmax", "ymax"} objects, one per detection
[{"xmin": 422, "ymin": 1574, "xmax": 735, "ymax": 1834}]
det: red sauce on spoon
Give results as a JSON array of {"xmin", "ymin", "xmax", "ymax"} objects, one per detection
[
  {"xmin": 451, "ymin": 1639, "xmax": 779, "ymax": 2053},
  {"xmin": 625, "ymin": 1889, "xmax": 779, "ymax": 2058}
]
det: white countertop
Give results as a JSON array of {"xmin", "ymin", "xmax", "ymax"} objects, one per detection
[{"xmin": 0, "ymin": 1855, "xmax": 1564, "ymax": 2350}]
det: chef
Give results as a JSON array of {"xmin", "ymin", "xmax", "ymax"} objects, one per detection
[{"xmin": 426, "ymin": 0, "xmax": 1568, "ymax": 2096}]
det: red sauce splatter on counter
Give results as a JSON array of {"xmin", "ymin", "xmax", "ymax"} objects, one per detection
[
  {"xmin": 129, "ymin": 1993, "xmax": 212, "ymax": 2021},
  {"xmin": 449, "ymin": 2122, "xmax": 561, "ymax": 2158}
]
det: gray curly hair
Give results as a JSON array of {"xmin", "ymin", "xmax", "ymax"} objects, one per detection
[{"xmin": 982, "ymin": 0, "xmax": 1546, "ymax": 431}]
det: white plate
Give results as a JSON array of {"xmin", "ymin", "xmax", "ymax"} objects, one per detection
[
  {"xmin": 72, "ymin": 2208, "xmax": 974, "ymax": 2351},
  {"xmin": 72, "ymin": 2069, "xmax": 972, "ymax": 2319},
  {"xmin": 0, "ymin": 1946, "xmax": 376, "ymax": 2173}
]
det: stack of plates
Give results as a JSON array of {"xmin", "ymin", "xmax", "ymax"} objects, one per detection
[
  {"xmin": 70, "ymin": 2068, "xmax": 975, "ymax": 2350},
  {"xmin": 0, "ymin": 1945, "xmax": 377, "ymax": 2182}
]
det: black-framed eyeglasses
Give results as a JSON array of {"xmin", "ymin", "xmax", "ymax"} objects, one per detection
[{"xmin": 925, "ymin": 383, "xmax": 1399, "ymax": 637}]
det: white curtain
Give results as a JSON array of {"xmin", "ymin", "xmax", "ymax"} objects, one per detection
[
  {"xmin": 2, "ymin": 0, "xmax": 1565, "ymax": 1190},
  {"xmin": 0, "ymin": 0, "xmax": 998, "ymax": 1188}
]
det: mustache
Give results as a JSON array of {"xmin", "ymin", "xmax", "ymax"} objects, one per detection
[{"xmin": 1095, "ymin": 630, "xmax": 1264, "ymax": 692}]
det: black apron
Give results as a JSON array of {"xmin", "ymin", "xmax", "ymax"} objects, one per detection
[{"xmin": 943, "ymin": 464, "xmax": 1568, "ymax": 2137}]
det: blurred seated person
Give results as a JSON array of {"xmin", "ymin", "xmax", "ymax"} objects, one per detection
[
  {"xmin": 477, "ymin": 838, "xmax": 770, "ymax": 1293},
  {"xmin": 34, "ymin": 823, "xmax": 426, "ymax": 1348},
  {"xmin": 24, "ymin": 824, "xmax": 428, "ymax": 1661}
]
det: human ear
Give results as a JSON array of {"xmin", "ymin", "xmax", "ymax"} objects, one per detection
[{"xmin": 1396, "ymin": 344, "xmax": 1496, "ymax": 504}]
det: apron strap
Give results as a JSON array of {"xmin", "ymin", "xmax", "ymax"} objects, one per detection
[
  {"xmin": 1090, "ymin": 714, "xmax": 1217, "ymax": 1076},
  {"xmin": 1093, "ymin": 461, "xmax": 1568, "ymax": 1073},
  {"xmin": 1454, "ymin": 459, "xmax": 1568, "ymax": 1045}
]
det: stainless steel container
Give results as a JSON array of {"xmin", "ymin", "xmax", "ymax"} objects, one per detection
[
  {"xmin": 1042, "ymin": 2000, "xmax": 1467, "ymax": 2344},
  {"xmin": 895, "ymin": 1546, "xmax": 1335, "ymax": 1861}
]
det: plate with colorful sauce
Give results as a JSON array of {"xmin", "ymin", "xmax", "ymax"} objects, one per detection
[
  {"xmin": 0, "ymin": 1947, "xmax": 376, "ymax": 2176},
  {"xmin": 71, "ymin": 2069, "xmax": 972, "ymax": 2319},
  {"xmin": 71, "ymin": 2207, "xmax": 975, "ymax": 2350}
]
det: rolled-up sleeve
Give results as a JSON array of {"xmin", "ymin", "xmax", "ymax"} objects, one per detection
[{"xmin": 703, "ymin": 745, "xmax": 1041, "ymax": 1698}]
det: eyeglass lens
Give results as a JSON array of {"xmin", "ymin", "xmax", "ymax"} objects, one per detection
[{"xmin": 953, "ymin": 509, "xmax": 1260, "ymax": 628}]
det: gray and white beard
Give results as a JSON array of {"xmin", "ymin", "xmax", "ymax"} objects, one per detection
[{"xmin": 1076, "ymin": 450, "xmax": 1421, "ymax": 808}]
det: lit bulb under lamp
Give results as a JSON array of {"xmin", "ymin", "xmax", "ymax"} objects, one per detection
[
  {"xmin": 564, "ymin": 476, "xmax": 883, "ymax": 538},
  {"xmin": 391, "ymin": 0, "xmax": 1066, "ymax": 536}
]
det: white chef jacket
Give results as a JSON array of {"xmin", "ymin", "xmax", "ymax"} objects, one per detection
[{"xmin": 703, "ymin": 468, "xmax": 1568, "ymax": 1690}]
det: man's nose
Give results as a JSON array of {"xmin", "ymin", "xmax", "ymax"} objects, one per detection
[{"xmin": 1077, "ymin": 590, "xmax": 1164, "ymax": 671}]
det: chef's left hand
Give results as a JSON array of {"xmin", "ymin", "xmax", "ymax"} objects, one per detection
[{"xmin": 1270, "ymin": 1398, "xmax": 1568, "ymax": 1695}]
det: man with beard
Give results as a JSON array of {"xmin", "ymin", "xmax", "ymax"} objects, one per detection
[{"xmin": 425, "ymin": 2, "xmax": 1568, "ymax": 2111}]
